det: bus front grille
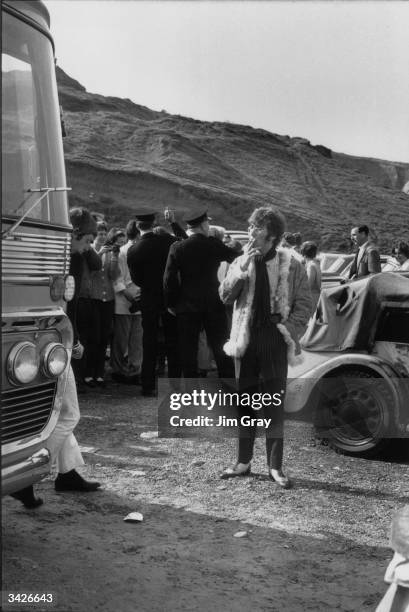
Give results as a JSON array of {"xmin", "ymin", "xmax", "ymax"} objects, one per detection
[
  {"xmin": 2, "ymin": 231, "xmax": 71, "ymax": 278},
  {"xmin": 1, "ymin": 382, "xmax": 57, "ymax": 444}
]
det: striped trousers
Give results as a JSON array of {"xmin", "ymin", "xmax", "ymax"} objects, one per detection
[{"xmin": 237, "ymin": 322, "xmax": 288, "ymax": 470}]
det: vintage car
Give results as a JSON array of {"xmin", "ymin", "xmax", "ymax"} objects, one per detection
[
  {"xmin": 286, "ymin": 272, "xmax": 409, "ymax": 457},
  {"xmin": 224, "ymin": 230, "xmax": 249, "ymax": 246}
]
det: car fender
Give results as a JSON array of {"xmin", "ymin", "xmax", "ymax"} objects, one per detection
[{"xmin": 285, "ymin": 352, "xmax": 405, "ymax": 421}]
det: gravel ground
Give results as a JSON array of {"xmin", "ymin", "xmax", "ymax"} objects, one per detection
[{"xmin": 3, "ymin": 382, "xmax": 409, "ymax": 612}]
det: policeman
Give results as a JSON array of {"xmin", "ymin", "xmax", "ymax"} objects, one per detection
[
  {"xmin": 163, "ymin": 207, "xmax": 238, "ymax": 378},
  {"xmin": 127, "ymin": 209, "xmax": 181, "ymax": 396}
]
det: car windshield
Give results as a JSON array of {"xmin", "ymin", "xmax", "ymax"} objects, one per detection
[{"xmin": 2, "ymin": 10, "xmax": 68, "ymax": 225}]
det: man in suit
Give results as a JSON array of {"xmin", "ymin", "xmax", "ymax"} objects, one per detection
[
  {"xmin": 349, "ymin": 225, "xmax": 381, "ymax": 279},
  {"xmin": 163, "ymin": 208, "xmax": 238, "ymax": 379},
  {"xmin": 127, "ymin": 209, "xmax": 181, "ymax": 396}
]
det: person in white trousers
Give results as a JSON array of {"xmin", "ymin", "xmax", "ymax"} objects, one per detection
[{"xmin": 11, "ymin": 208, "xmax": 101, "ymax": 508}]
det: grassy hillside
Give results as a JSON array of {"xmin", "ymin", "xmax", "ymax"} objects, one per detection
[{"xmin": 57, "ymin": 68, "xmax": 409, "ymax": 251}]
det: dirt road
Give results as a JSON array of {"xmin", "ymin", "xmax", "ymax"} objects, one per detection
[{"xmin": 3, "ymin": 384, "xmax": 409, "ymax": 612}]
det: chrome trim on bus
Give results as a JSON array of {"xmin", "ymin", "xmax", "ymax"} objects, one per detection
[
  {"xmin": 2, "ymin": 231, "xmax": 71, "ymax": 278},
  {"xmin": 3, "ymin": 277, "xmax": 50, "ymax": 285},
  {"xmin": 2, "ymin": 216, "xmax": 73, "ymax": 234}
]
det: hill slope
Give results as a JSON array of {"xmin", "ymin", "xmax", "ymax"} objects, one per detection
[{"xmin": 57, "ymin": 67, "xmax": 409, "ymax": 251}]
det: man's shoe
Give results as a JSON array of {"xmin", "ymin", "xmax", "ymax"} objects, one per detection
[
  {"xmin": 55, "ymin": 470, "xmax": 101, "ymax": 492},
  {"xmin": 220, "ymin": 463, "xmax": 251, "ymax": 479},
  {"xmin": 10, "ymin": 485, "xmax": 43, "ymax": 509},
  {"xmin": 84, "ymin": 377, "xmax": 96, "ymax": 388},
  {"xmin": 269, "ymin": 469, "xmax": 292, "ymax": 489},
  {"xmin": 94, "ymin": 377, "xmax": 106, "ymax": 388}
]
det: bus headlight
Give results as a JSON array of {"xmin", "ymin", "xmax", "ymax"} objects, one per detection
[
  {"xmin": 64, "ymin": 275, "xmax": 75, "ymax": 301},
  {"xmin": 7, "ymin": 342, "xmax": 39, "ymax": 385},
  {"xmin": 42, "ymin": 343, "xmax": 68, "ymax": 378}
]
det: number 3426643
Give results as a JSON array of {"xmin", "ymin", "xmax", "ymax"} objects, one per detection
[{"xmin": 7, "ymin": 593, "xmax": 53, "ymax": 604}]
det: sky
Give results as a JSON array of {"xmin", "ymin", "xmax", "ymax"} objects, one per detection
[{"xmin": 44, "ymin": 1, "xmax": 409, "ymax": 163}]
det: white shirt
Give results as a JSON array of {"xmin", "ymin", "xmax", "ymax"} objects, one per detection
[{"xmin": 113, "ymin": 240, "xmax": 141, "ymax": 315}]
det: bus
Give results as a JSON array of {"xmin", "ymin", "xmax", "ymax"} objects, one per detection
[{"xmin": 2, "ymin": 0, "xmax": 74, "ymax": 495}]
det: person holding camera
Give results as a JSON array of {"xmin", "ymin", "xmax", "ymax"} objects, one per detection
[
  {"xmin": 111, "ymin": 220, "xmax": 143, "ymax": 384},
  {"xmin": 87, "ymin": 227, "xmax": 123, "ymax": 387}
]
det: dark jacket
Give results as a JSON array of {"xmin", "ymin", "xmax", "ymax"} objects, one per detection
[
  {"xmin": 127, "ymin": 232, "xmax": 176, "ymax": 312},
  {"xmin": 67, "ymin": 249, "xmax": 102, "ymax": 342},
  {"xmin": 349, "ymin": 242, "xmax": 381, "ymax": 279},
  {"xmin": 164, "ymin": 233, "xmax": 238, "ymax": 313}
]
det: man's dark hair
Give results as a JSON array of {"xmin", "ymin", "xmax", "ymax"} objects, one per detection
[
  {"xmin": 397, "ymin": 240, "xmax": 409, "ymax": 258},
  {"xmin": 357, "ymin": 225, "xmax": 370, "ymax": 236},
  {"xmin": 248, "ymin": 207, "xmax": 286, "ymax": 246},
  {"xmin": 300, "ymin": 241, "xmax": 318, "ymax": 259},
  {"xmin": 136, "ymin": 219, "xmax": 155, "ymax": 232},
  {"xmin": 125, "ymin": 220, "xmax": 140, "ymax": 241}
]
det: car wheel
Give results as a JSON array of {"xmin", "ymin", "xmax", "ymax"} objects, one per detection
[{"xmin": 314, "ymin": 368, "xmax": 397, "ymax": 458}]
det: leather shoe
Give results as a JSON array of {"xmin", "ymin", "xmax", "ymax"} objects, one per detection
[
  {"xmin": 55, "ymin": 470, "xmax": 101, "ymax": 492},
  {"xmin": 220, "ymin": 463, "xmax": 251, "ymax": 479},
  {"xmin": 269, "ymin": 469, "xmax": 292, "ymax": 489},
  {"xmin": 11, "ymin": 485, "xmax": 43, "ymax": 509}
]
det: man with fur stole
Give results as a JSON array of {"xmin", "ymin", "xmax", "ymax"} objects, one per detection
[{"xmin": 219, "ymin": 207, "xmax": 311, "ymax": 488}]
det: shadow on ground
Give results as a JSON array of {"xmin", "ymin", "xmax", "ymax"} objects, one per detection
[{"xmin": 3, "ymin": 483, "xmax": 389, "ymax": 612}]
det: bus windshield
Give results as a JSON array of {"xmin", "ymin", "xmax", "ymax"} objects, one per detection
[{"xmin": 2, "ymin": 10, "xmax": 68, "ymax": 226}]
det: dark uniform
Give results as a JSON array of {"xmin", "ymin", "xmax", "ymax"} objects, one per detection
[
  {"xmin": 163, "ymin": 211, "xmax": 237, "ymax": 378},
  {"xmin": 127, "ymin": 215, "xmax": 181, "ymax": 394}
]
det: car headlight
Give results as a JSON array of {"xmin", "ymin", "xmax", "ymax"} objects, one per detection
[
  {"xmin": 42, "ymin": 342, "xmax": 68, "ymax": 378},
  {"xmin": 64, "ymin": 275, "xmax": 75, "ymax": 301},
  {"xmin": 7, "ymin": 342, "xmax": 39, "ymax": 385}
]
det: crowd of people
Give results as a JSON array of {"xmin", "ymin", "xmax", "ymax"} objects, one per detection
[
  {"xmin": 10, "ymin": 205, "xmax": 408, "ymax": 612},
  {"xmin": 10, "ymin": 207, "xmax": 409, "ymax": 508},
  {"xmin": 66, "ymin": 212, "xmax": 409, "ymax": 396}
]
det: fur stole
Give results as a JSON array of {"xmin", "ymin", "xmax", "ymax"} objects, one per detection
[{"xmin": 223, "ymin": 247, "xmax": 303, "ymax": 367}]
